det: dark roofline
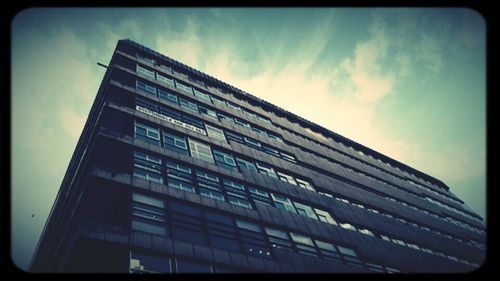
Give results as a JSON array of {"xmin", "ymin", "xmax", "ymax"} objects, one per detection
[{"xmin": 117, "ymin": 39, "xmax": 449, "ymax": 191}]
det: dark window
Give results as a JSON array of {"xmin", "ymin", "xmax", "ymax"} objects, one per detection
[
  {"xmin": 158, "ymin": 89, "xmax": 178, "ymax": 104},
  {"xmin": 179, "ymin": 97, "xmax": 198, "ymax": 112},
  {"xmin": 136, "ymin": 96, "xmax": 158, "ymax": 112},
  {"xmin": 176, "ymin": 259, "xmax": 212, "ymax": 273},
  {"xmin": 205, "ymin": 211, "xmax": 240, "ymax": 252},
  {"xmin": 130, "ymin": 252, "xmax": 171, "ymax": 273},
  {"xmin": 133, "ymin": 151, "xmax": 163, "ymax": 183},
  {"xmin": 170, "ymin": 202, "xmax": 207, "ymax": 245},
  {"xmin": 235, "ymin": 157, "xmax": 257, "ymax": 172},
  {"xmin": 236, "ymin": 220, "xmax": 272, "ymax": 259},
  {"xmin": 213, "ymin": 150, "xmax": 238, "ymax": 171},
  {"xmin": 163, "ymin": 131, "xmax": 188, "ymax": 155},
  {"xmin": 134, "ymin": 121, "xmax": 160, "ymax": 146}
]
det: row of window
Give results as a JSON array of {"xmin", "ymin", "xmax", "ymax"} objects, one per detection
[
  {"xmin": 130, "ymin": 252, "xmax": 235, "ymax": 273},
  {"xmin": 313, "ymin": 192, "xmax": 481, "ymax": 265},
  {"xmin": 134, "ymin": 118, "xmax": 484, "ymax": 253},
  {"xmin": 424, "ymin": 196, "xmax": 484, "ymax": 229},
  {"xmin": 136, "ymin": 65, "xmax": 279, "ymax": 139},
  {"xmin": 138, "ymin": 54, "xmax": 468, "ymax": 214},
  {"xmin": 131, "ymin": 149, "xmax": 480, "ymax": 268},
  {"xmin": 407, "ymin": 179, "xmax": 463, "ymax": 206},
  {"xmin": 134, "ymin": 55, "xmax": 482, "ymax": 241},
  {"xmin": 293, "ymin": 138, "xmax": 484, "ymax": 235},
  {"xmin": 134, "ymin": 120, "xmax": 313, "ymax": 192},
  {"xmin": 130, "ymin": 191, "xmax": 400, "ymax": 272},
  {"xmin": 137, "ymin": 62, "xmax": 477, "ymax": 229},
  {"xmin": 133, "ymin": 150, "xmax": 331, "ymax": 222},
  {"xmin": 135, "ymin": 92, "xmax": 297, "ymax": 166}
]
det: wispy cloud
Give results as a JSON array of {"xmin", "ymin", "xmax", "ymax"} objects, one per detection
[{"xmin": 414, "ymin": 34, "xmax": 443, "ymax": 74}]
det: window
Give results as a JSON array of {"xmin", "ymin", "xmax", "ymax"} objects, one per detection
[
  {"xmin": 196, "ymin": 170, "xmax": 220, "ymax": 183},
  {"xmin": 265, "ymin": 227, "xmax": 293, "ymax": 252},
  {"xmin": 176, "ymin": 259, "xmax": 212, "ymax": 273},
  {"xmin": 218, "ymin": 113, "xmax": 234, "ymax": 124},
  {"xmin": 199, "ymin": 187, "xmax": 225, "ymax": 201},
  {"xmin": 130, "ymin": 252, "xmax": 171, "ymax": 273},
  {"xmin": 359, "ymin": 228, "xmax": 374, "ymax": 237},
  {"xmin": 199, "ymin": 106, "xmax": 218, "ymax": 120},
  {"xmin": 136, "ymin": 96, "xmax": 158, "ymax": 112},
  {"xmin": 236, "ymin": 220, "xmax": 271, "ymax": 258},
  {"xmin": 131, "ymin": 193, "xmax": 166, "ymax": 236},
  {"xmin": 211, "ymin": 95, "xmax": 227, "ymax": 106},
  {"xmin": 136, "ymin": 80, "xmax": 157, "ymax": 96},
  {"xmin": 242, "ymin": 108, "xmax": 257, "ymax": 118},
  {"xmin": 244, "ymin": 137, "xmax": 261, "ymax": 148},
  {"xmin": 205, "ymin": 211, "xmax": 240, "ymax": 252},
  {"xmin": 170, "ymin": 202, "xmax": 207, "ymax": 245},
  {"xmin": 227, "ymin": 195, "xmax": 252, "ymax": 209},
  {"xmin": 225, "ymin": 131, "xmax": 243, "ymax": 143},
  {"xmin": 227, "ymin": 102, "xmax": 242, "ymax": 112},
  {"xmin": 267, "ymin": 132, "xmax": 283, "ymax": 142},
  {"xmin": 134, "ymin": 121, "xmax": 160, "ymax": 145},
  {"xmin": 188, "ymin": 139, "xmax": 214, "ymax": 163},
  {"xmin": 137, "ymin": 64, "xmax": 155, "ymax": 79},
  {"xmin": 293, "ymin": 202, "xmax": 318, "ymax": 220},
  {"xmin": 315, "ymin": 240, "xmax": 341, "ymax": 262},
  {"xmin": 290, "ymin": 232, "xmax": 317, "ymax": 257},
  {"xmin": 213, "ymin": 150, "xmax": 238, "ymax": 171},
  {"xmin": 314, "ymin": 208, "xmax": 337, "ymax": 225},
  {"xmin": 340, "ymin": 222, "xmax": 357, "ymax": 231},
  {"xmin": 249, "ymin": 187, "xmax": 273, "ymax": 205},
  {"xmin": 296, "ymin": 178, "xmax": 315, "ymax": 191},
  {"xmin": 280, "ymin": 152, "xmax": 297, "ymax": 163},
  {"xmin": 175, "ymin": 82, "xmax": 193, "ymax": 94},
  {"xmin": 277, "ymin": 172, "xmax": 298, "ymax": 186},
  {"xmin": 262, "ymin": 145, "xmax": 281, "ymax": 158},
  {"xmin": 257, "ymin": 115, "xmax": 272, "ymax": 124},
  {"xmin": 205, "ymin": 124, "xmax": 226, "ymax": 143},
  {"xmin": 167, "ymin": 162, "xmax": 194, "ymax": 193},
  {"xmin": 234, "ymin": 118, "xmax": 251, "ymax": 129},
  {"xmin": 133, "ymin": 151, "xmax": 163, "ymax": 183},
  {"xmin": 271, "ymin": 194, "xmax": 296, "ymax": 213},
  {"xmin": 193, "ymin": 88, "xmax": 211, "ymax": 102},
  {"xmin": 251, "ymin": 126, "xmax": 267, "ymax": 136},
  {"xmin": 158, "ymin": 89, "xmax": 178, "ymax": 104},
  {"xmin": 256, "ymin": 163, "xmax": 277, "ymax": 178},
  {"xmin": 182, "ymin": 115, "xmax": 205, "ymax": 129},
  {"xmin": 156, "ymin": 73, "xmax": 175, "ymax": 88},
  {"xmin": 163, "ymin": 131, "xmax": 188, "ymax": 155},
  {"xmin": 235, "ymin": 157, "xmax": 257, "ymax": 172},
  {"xmin": 179, "ymin": 97, "xmax": 198, "ymax": 113}
]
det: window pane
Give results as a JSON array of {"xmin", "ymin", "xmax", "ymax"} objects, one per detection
[
  {"xmin": 176, "ymin": 260, "xmax": 211, "ymax": 273},
  {"xmin": 132, "ymin": 218, "xmax": 167, "ymax": 236},
  {"xmin": 236, "ymin": 220, "xmax": 262, "ymax": 232},
  {"xmin": 290, "ymin": 232, "xmax": 314, "ymax": 246},
  {"xmin": 188, "ymin": 139, "xmax": 214, "ymax": 163},
  {"xmin": 132, "ymin": 193, "xmax": 165, "ymax": 208},
  {"xmin": 337, "ymin": 246, "xmax": 358, "ymax": 257},
  {"xmin": 130, "ymin": 252, "xmax": 171, "ymax": 273}
]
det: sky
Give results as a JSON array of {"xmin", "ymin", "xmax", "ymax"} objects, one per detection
[{"xmin": 11, "ymin": 8, "xmax": 486, "ymax": 271}]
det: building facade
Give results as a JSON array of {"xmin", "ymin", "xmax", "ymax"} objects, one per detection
[{"xmin": 30, "ymin": 39, "xmax": 486, "ymax": 273}]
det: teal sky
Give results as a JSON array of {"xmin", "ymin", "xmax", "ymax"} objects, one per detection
[{"xmin": 11, "ymin": 8, "xmax": 486, "ymax": 271}]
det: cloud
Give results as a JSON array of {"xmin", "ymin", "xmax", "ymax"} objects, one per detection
[
  {"xmin": 414, "ymin": 34, "xmax": 443, "ymax": 74},
  {"xmin": 339, "ymin": 15, "xmax": 395, "ymax": 104}
]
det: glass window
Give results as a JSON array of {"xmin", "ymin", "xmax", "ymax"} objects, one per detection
[
  {"xmin": 193, "ymin": 88, "xmax": 212, "ymax": 102},
  {"xmin": 175, "ymin": 82, "xmax": 193, "ymax": 94},
  {"xmin": 280, "ymin": 152, "xmax": 297, "ymax": 163},
  {"xmin": 137, "ymin": 64, "xmax": 155, "ymax": 79},
  {"xmin": 136, "ymin": 80, "xmax": 157, "ymax": 96},
  {"xmin": 133, "ymin": 151, "xmax": 163, "ymax": 183},
  {"xmin": 265, "ymin": 227, "xmax": 293, "ymax": 251},
  {"xmin": 213, "ymin": 150, "xmax": 238, "ymax": 171},
  {"xmin": 163, "ymin": 131, "xmax": 188, "ymax": 155},
  {"xmin": 211, "ymin": 95, "xmax": 227, "ymax": 106},
  {"xmin": 223, "ymin": 179, "xmax": 245, "ymax": 191},
  {"xmin": 182, "ymin": 115, "xmax": 205, "ymax": 129},
  {"xmin": 293, "ymin": 202, "xmax": 318, "ymax": 220},
  {"xmin": 176, "ymin": 260, "xmax": 212, "ymax": 273},
  {"xmin": 199, "ymin": 106, "xmax": 218, "ymax": 120},
  {"xmin": 227, "ymin": 195, "xmax": 252, "ymax": 209},
  {"xmin": 359, "ymin": 228, "xmax": 374, "ymax": 237},
  {"xmin": 244, "ymin": 137, "xmax": 261, "ymax": 148},
  {"xmin": 167, "ymin": 162, "xmax": 191, "ymax": 174},
  {"xmin": 195, "ymin": 170, "xmax": 219, "ymax": 183},
  {"xmin": 257, "ymin": 115, "xmax": 272, "ymax": 124},
  {"xmin": 296, "ymin": 178, "xmax": 315, "ymax": 191},
  {"xmin": 251, "ymin": 126, "xmax": 267, "ymax": 137},
  {"xmin": 156, "ymin": 73, "xmax": 176, "ymax": 88},
  {"xmin": 227, "ymin": 102, "xmax": 242, "ymax": 112},
  {"xmin": 188, "ymin": 139, "xmax": 214, "ymax": 163},
  {"xmin": 314, "ymin": 208, "xmax": 337, "ymax": 225},
  {"xmin": 168, "ymin": 178, "xmax": 195, "ymax": 193},
  {"xmin": 256, "ymin": 163, "xmax": 278, "ymax": 178},
  {"xmin": 134, "ymin": 121, "xmax": 160, "ymax": 145},
  {"xmin": 271, "ymin": 193, "xmax": 296, "ymax": 213},
  {"xmin": 133, "ymin": 193, "xmax": 165, "ymax": 208},
  {"xmin": 267, "ymin": 132, "xmax": 283, "ymax": 142},
  {"xmin": 205, "ymin": 124, "xmax": 226, "ymax": 143},
  {"xmin": 130, "ymin": 252, "xmax": 171, "ymax": 273},
  {"xmin": 179, "ymin": 97, "xmax": 198, "ymax": 113},
  {"xmin": 166, "ymin": 162, "xmax": 194, "ymax": 192},
  {"xmin": 225, "ymin": 131, "xmax": 243, "ymax": 143},
  {"xmin": 236, "ymin": 220, "xmax": 262, "ymax": 232},
  {"xmin": 337, "ymin": 246, "xmax": 358, "ymax": 257},
  {"xmin": 132, "ymin": 193, "xmax": 166, "ymax": 223},
  {"xmin": 290, "ymin": 233, "xmax": 314, "ymax": 246},
  {"xmin": 136, "ymin": 96, "xmax": 158, "ymax": 112},
  {"xmin": 277, "ymin": 172, "xmax": 298, "ymax": 186},
  {"xmin": 234, "ymin": 118, "xmax": 251, "ymax": 129},
  {"xmin": 158, "ymin": 89, "xmax": 178, "ymax": 104},
  {"xmin": 235, "ymin": 157, "xmax": 257, "ymax": 172},
  {"xmin": 263, "ymin": 145, "xmax": 281, "ymax": 157},
  {"xmin": 217, "ymin": 113, "xmax": 234, "ymax": 124},
  {"xmin": 340, "ymin": 223, "xmax": 356, "ymax": 231},
  {"xmin": 199, "ymin": 187, "xmax": 225, "ymax": 201},
  {"xmin": 132, "ymin": 218, "xmax": 167, "ymax": 236},
  {"xmin": 242, "ymin": 108, "xmax": 257, "ymax": 118}
]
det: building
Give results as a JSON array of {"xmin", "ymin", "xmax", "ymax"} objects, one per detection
[{"xmin": 30, "ymin": 39, "xmax": 486, "ymax": 273}]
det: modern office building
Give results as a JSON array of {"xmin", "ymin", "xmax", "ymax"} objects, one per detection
[{"xmin": 30, "ymin": 39, "xmax": 486, "ymax": 273}]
